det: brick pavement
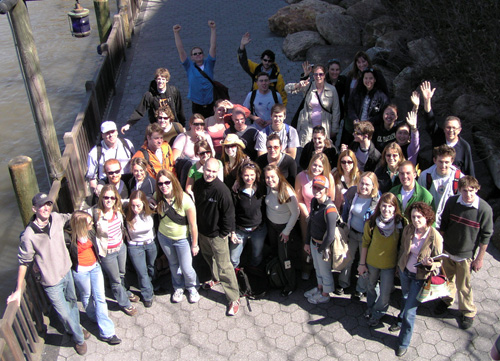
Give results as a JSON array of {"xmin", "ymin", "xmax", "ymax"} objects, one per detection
[{"xmin": 46, "ymin": 0, "xmax": 500, "ymax": 360}]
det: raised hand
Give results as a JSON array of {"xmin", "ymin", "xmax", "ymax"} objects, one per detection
[
  {"xmin": 240, "ymin": 32, "xmax": 251, "ymax": 47},
  {"xmin": 208, "ymin": 20, "xmax": 216, "ymax": 29},
  {"xmin": 420, "ymin": 81, "xmax": 435, "ymax": 101},
  {"xmin": 173, "ymin": 24, "xmax": 181, "ymax": 33},
  {"xmin": 410, "ymin": 91, "xmax": 420, "ymax": 109},
  {"xmin": 302, "ymin": 61, "xmax": 312, "ymax": 77},
  {"xmin": 406, "ymin": 110, "xmax": 417, "ymax": 130}
]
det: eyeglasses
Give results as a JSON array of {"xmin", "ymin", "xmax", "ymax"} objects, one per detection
[
  {"xmin": 262, "ymin": 58, "xmax": 272, "ymax": 63},
  {"xmin": 386, "ymin": 154, "xmax": 398, "ymax": 158},
  {"xmin": 192, "ymin": 122, "xmax": 205, "ymax": 127},
  {"xmin": 341, "ymin": 160, "xmax": 354, "ymax": 165},
  {"xmin": 192, "ymin": 51, "xmax": 203, "ymax": 56},
  {"xmin": 313, "ymin": 73, "xmax": 325, "ymax": 77},
  {"xmin": 267, "ymin": 145, "xmax": 280, "ymax": 150},
  {"xmin": 106, "ymin": 170, "xmax": 120, "ymax": 175},
  {"xmin": 198, "ymin": 151, "xmax": 211, "ymax": 156},
  {"xmin": 103, "ymin": 196, "xmax": 116, "ymax": 201},
  {"xmin": 158, "ymin": 180, "xmax": 172, "ymax": 187},
  {"xmin": 158, "ymin": 116, "xmax": 170, "ymax": 120},
  {"xmin": 353, "ymin": 131, "xmax": 362, "ymax": 136}
]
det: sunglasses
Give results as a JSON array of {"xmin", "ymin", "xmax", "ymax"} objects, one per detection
[
  {"xmin": 158, "ymin": 180, "xmax": 172, "ymax": 187},
  {"xmin": 106, "ymin": 170, "xmax": 120, "ymax": 175},
  {"xmin": 386, "ymin": 154, "xmax": 398, "ymax": 158},
  {"xmin": 158, "ymin": 116, "xmax": 170, "ymax": 120},
  {"xmin": 193, "ymin": 122, "xmax": 205, "ymax": 127},
  {"xmin": 262, "ymin": 58, "xmax": 272, "ymax": 63},
  {"xmin": 242, "ymin": 163, "xmax": 256, "ymax": 169},
  {"xmin": 198, "ymin": 151, "xmax": 211, "ymax": 156},
  {"xmin": 313, "ymin": 73, "xmax": 325, "ymax": 77},
  {"xmin": 267, "ymin": 145, "xmax": 280, "ymax": 150},
  {"xmin": 103, "ymin": 196, "xmax": 116, "ymax": 201},
  {"xmin": 192, "ymin": 51, "xmax": 203, "ymax": 56},
  {"xmin": 341, "ymin": 160, "xmax": 354, "ymax": 165}
]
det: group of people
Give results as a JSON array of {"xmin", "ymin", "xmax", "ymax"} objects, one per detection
[{"xmin": 7, "ymin": 19, "xmax": 494, "ymax": 358}]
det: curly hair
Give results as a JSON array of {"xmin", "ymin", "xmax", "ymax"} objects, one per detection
[{"xmin": 408, "ymin": 202, "xmax": 435, "ymax": 227}]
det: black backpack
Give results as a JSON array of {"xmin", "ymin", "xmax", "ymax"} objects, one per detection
[
  {"xmin": 266, "ymin": 257, "xmax": 286, "ymax": 289},
  {"xmin": 236, "ymin": 266, "xmax": 268, "ymax": 299}
]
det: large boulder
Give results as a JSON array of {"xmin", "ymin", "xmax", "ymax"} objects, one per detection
[
  {"xmin": 269, "ymin": 0, "xmax": 345, "ymax": 37},
  {"xmin": 407, "ymin": 37, "xmax": 440, "ymax": 68},
  {"xmin": 490, "ymin": 217, "xmax": 500, "ymax": 251},
  {"xmin": 375, "ymin": 30, "xmax": 411, "ymax": 53},
  {"xmin": 340, "ymin": 0, "xmax": 361, "ymax": 9},
  {"xmin": 392, "ymin": 66, "xmax": 422, "ymax": 99},
  {"xmin": 306, "ymin": 44, "xmax": 362, "ymax": 70},
  {"xmin": 346, "ymin": 0, "xmax": 386, "ymax": 23},
  {"xmin": 452, "ymin": 94, "xmax": 499, "ymax": 121},
  {"xmin": 316, "ymin": 12, "xmax": 361, "ymax": 46},
  {"xmin": 473, "ymin": 130, "xmax": 500, "ymax": 190},
  {"xmin": 362, "ymin": 15, "xmax": 398, "ymax": 48},
  {"xmin": 283, "ymin": 31, "xmax": 327, "ymax": 61}
]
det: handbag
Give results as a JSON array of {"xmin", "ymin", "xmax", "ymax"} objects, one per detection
[
  {"xmin": 416, "ymin": 265, "xmax": 452, "ymax": 303},
  {"xmin": 194, "ymin": 65, "xmax": 230, "ymax": 101},
  {"xmin": 324, "ymin": 202, "xmax": 352, "ymax": 271},
  {"xmin": 290, "ymin": 82, "xmax": 312, "ymax": 128}
]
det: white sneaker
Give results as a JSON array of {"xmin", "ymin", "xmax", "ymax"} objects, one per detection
[
  {"xmin": 171, "ymin": 289, "xmax": 184, "ymax": 303},
  {"xmin": 187, "ymin": 288, "xmax": 200, "ymax": 303},
  {"xmin": 304, "ymin": 287, "xmax": 320, "ymax": 298},
  {"xmin": 308, "ymin": 292, "xmax": 330, "ymax": 304}
]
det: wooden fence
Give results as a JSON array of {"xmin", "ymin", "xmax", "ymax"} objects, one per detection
[{"xmin": 0, "ymin": 0, "xmax": 142, "ymax": 359}]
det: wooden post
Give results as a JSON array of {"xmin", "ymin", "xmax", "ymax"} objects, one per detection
[
  {"xmin": 2, "ymin": 0, "xmax": 63, "ymax": 184},
  {"xmin": 8, "ymin": 156, "xmax": 39, "ymax": 227},
  {"xmin": 117, "ymin": 0, "xmax": 131, "ymax": 47},
  {"xmin": 94, "ymin": 0, "xmax": 112, "ymax": 43}
]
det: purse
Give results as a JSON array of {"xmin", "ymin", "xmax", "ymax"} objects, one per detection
[
  {"xmin": 416, "ymin": 265, "xmax": 452, "ymax": 303},
  {"xmin": 194, "ymin": 65, "xmax": 230, "ymax": 101},
  {"xmin": 324, "ymin": 202, "xmax": 352, "ymax": 271}
]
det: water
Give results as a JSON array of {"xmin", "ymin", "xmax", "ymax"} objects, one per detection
[{"xmin": 0, "ymin": 0, "xmax": 116, "ymax": 310}]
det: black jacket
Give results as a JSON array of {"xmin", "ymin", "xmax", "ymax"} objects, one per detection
[
  {"xmin": 128, "ymin": 174, "xmax": 156, "ymax": 199},
  {"xmin": 347, "ymin": 88, "xmax": 389, "ymax": 127},
  {"xmin": 349, "ymin": 141, "xmax": 381, "ymax": 172},
  {"xmin": 67, "ymin": 230, "xmax": 101, "ymax": 272},
  {"xmin": 232, "ymin": 186, "xmax": 266, "ymax": 229},
  {"xmin": 193, "ymin": 178, "xmax": 235, "ymax": 238},
  {"xmin": 127, "ymin": 81, "xmax": 185, "ymax": 126}
]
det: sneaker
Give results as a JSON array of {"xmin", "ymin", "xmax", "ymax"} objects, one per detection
[
  {"xmin": 367, "ymin": 317, "xmax": 381, "ymax": 327},
  {"xmin": 128, "ymin": 294, "xmax": 140, "ymax": 303},
  {"xmin": 308, "ymin": 292, "xmax": 330, "ymax": 304},
  {"xmin": 227, "ymin": 300, "xmax": 240, "ymax": 316},
  {"xmin": 395, "ymin": 347, "xmax": 407, "ymax": 357},
  {"xmin": 171, "ymin": 289, "xmax": 184, "ymax": 303},
  {"xmin": 123, "ymin": 305, "xmax": 137, "ymax": 316},
  {"xmin": 82, "ymin": 328, "xmax": 91, "ymax": 340},
  {"xmin": 461, "ymin": 315, "xmax": 474, "ymax": 330},
  {"xmin": 281, "ymin": 288, "xmax": 293, "ymax": 297},
  {"xmin": 434, "ymin": 300, "xmax": 450, "ymax": 316},
  {"xmin": 202, "ymin": 280, "xmax": 220, "ymax": 290},
  {"xmin": 334, "ymin": 287, "xmax": 344, "ymax": 296},
  {"xmin": 351, "ymin": 291, "xmax": 363, "ymax": 301},
  {"xmin": 187, "ymin": 288, "xmax": 200, "ymax": 303},
  {"xmin": 304, "ymin": 287, "xmax": 320, "ymax": 298},
  {"xmin": 389, "ymin": 323, "xmax": 401, "ymax": 332},
  {"xmin": 101, "ymin": 335, "xmax": 122, "ymax": 345},
  {"xmin": 75, "ymin": 342, "xmax": 87, "ymax": 355}
]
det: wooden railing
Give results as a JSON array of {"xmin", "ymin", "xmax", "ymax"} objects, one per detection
[{"xmin": 0, "ymin": 1, "xmax": 142, "ymax": 359}]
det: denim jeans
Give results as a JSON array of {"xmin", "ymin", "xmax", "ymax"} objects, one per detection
[
  {"xmin": 366, "ymin": 264, "xmax": 394, "ymax": 320},
  {"xmin": 44, "ymin": 270, "xmax": 84, "ymax": 344},
  {"xmin": 229, "ymin": 224, "xmax": 267, "ymax": 267},
  {"xmin": 310, "ymin": 240, "xmax": 335, "ymax": 293},
  {"xmin": 338, "ymin": 229, "xmax": 367, "ymax": 293},
  {"xmin": 100, "ymin": 245, "xmax": 131, "ymax": 308},
  {"xmin": 128, "ymin": 242, "xmax": 157, "ymax": 301},
  {"xmin": 157, "ymin": 233, "xmax": 198, "ymax": 291},
  {"xmin": 398, "ymin": 268, "xmax": 425, "ymax": 349},
  {"xmin": 73, "ymin": 263, "xmax": 115, "ymax": 338}
]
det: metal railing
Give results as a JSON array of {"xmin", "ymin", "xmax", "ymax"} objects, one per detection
[{"xmin": 0, "ymin": 1, "xmax": 142, "ymax": 359}]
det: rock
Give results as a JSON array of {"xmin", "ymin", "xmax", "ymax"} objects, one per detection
[
  {"xmin": 452, "ymin": 94, "xmax": 499, "ymax": 121},
  {"xmin": 285, "ymin": 0, "xmax": 302, "ymax": 3},
  {"xmin": 407, "ymin": 37, "xmax": 440, "ymax": 68},
  {"xmin": 490, "ymin": 215, "xmax": 500, "ymax": 250},
  {"xmin": 473, "ymin": 131, "xmax": 500, "ymax": 190},
  {"xmin": 340, "ymin": 0, "xmax": 361, "ymax": 9},
  {"xmin": 316, "ymin": 12, "xmax": 361, "ymax": 46},
  {"xmin": 346, "ymin": 0, "xmax": 386, "ymax": 23},
  {"xmin": 283, "ymin": 31, "xmax": 327, "ymax": 61},
  {"xmin": 392, "ymin": 66, "xmax": 422, "ymax": 99},
  {"xmin": 306, "ymin": 44, "xmax": 362, "ymax": 69},
  {"xmin": 362, "ymin": 15, "xmax": 398, "ymax": 48},
  {"xmin": 269, "ymin": 0, "xmax": 345, "ymax": 37},
  {"xmin": 375, "ymin": 30, "xmax": 411, "ymax": 53}
]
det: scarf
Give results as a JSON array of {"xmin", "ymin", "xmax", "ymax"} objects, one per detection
[{"xmin": 376, "ymin": 215, "xmax": 396, "ymax": 237}]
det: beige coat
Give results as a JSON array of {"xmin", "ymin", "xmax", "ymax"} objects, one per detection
[
  {"xmin": 285, "ymin": 82, "xmax": 340, "ymax": 147},
  {"xmin": 397, "ymin": 225, "xmax": 443, "ymax": 280}
]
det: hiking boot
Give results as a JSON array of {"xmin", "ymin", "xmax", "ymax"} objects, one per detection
[
  {"xmin": 188, "ymin": 288, "xmax": 200, "ymax": 303},
  {"xmin": 128, "ymin": 294, "xmax": 140, "ymax": 303},
  {"xmin": 227, "ymin": 299, "xmax": 240, "ymax": 316},
  {"xmin": 304, "ymin": 287, "xmax": 320, "ymax": 298},
  {"xmin": 171, "ymin": 289, "xmax": 184, "ymax": 303},
  {"xmin": 75, "ymin": 342, "xmax": 87, "ymax": 355},
  {"xmin": 101, "ymin": 335, "xmax": 122, "ymax": 345},
  {"xmin": 461, "ymin": 315, "xmax": 474, "ymax": 329},
  {"xmin": 308, "ymin": 293, "xmax": 330, "ymax": 304},
  {"xmin": 202, "ymin": 280, "xmax": 220, "ymax": 290},
  {"xmin": 434, "ymin": 300, "xmax": 450, "ymax": 316},
  {"xmin": 123, "ymin": 305, "xmax": 137, "ymax": 316}
]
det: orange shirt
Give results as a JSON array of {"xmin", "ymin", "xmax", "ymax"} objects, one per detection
[
  {"xmin": 132, "ymin": 141, "xmax": 174, "ymax": 178},
  {"xmin": 77, "ymin": 239, "xmax": 97, "ymax": 267}
]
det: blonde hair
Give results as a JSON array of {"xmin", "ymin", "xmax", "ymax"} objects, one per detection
[
  {"xmin": 263, "ymin": 165, "xmax": 295, "ymax": 204},
  {"xmin": 97, "ymin": 185, "xmax": 123, "ymax": 214},
  {"xmin": 70, "ymin": 211, "xmax": 92, "ymax": 244},
  {"xmin": 333, "ymin": 149, "xmax": 360, "ymax": 188},
  {"xmin": 358, "ymin": 171, "xmax": 380, "ymax": 198}
]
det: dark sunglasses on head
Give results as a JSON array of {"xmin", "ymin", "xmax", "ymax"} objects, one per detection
[{"xmin": 158, "ymin": 180, "xmax": 172, "ymax": 187}]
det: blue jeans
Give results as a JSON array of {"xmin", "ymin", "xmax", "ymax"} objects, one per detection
[
  {"xmin": 44, "ymin": 270, "xmax": 84, "ymax": 344},
  {"xmin": 100, "ymin": 245, "xmax": 131, "ymax": 308},
  {"xmin": 157, "ymin": 232, "xmax": 198, "ymax": 291},
  {"xmin": 310, "ymin": 240, "xmax": 335, "ymax": 293},
  {"xmin": 229, "ymin": 224, "xmax": 267, "ymax": 267},
  {"xmin": 398, "ymin": 268, "xmax": 425, "ymax": 349},
  {"xmin": 73, "ymin": 263, "xmax": 115, "ymax": 338},
  {"xmin": 128, "ymin": 242, "xmax": 157, "ymax": 301},
  {"xmin": 366, "ymin": 264, "xmax": 394, "ymax": 320}
]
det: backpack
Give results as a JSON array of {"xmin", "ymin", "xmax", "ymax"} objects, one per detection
[
  {"xmin": 323, "ymin": 200, "xmax": 352, "ymax": 271},
  {"xmin": 266, "ymin": 257, "xmax": 286, "ymax": 289},
  {"xmin": 426, "ymin": 168, "xmax": 461, "ymax": 194},
  {"xmin": 249, "ymin": 89, "xmax": 279, "ymax": 116},
  {"xmin": 95, "ymin": 137, "xmax": 133, "ymax": 179},
  {"xmin": 236, "ymin": 266, "xmax": 268, "ymax": 300}
]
